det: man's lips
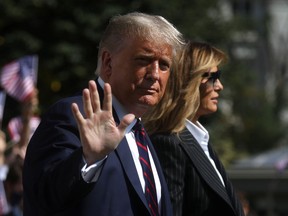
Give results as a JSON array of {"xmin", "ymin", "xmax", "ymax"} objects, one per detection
[{"xmin": 138, "ymin": 86, "xmax": 159, "ymax": 94}]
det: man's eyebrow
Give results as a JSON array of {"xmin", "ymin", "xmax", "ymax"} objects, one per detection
[
  {"xmin": 134, "ymin": 51, "xmax": 172, "ymax": 63},
  {"xmin": 161, "ymin": 56, "xmax": 172, "ymax": 65}
]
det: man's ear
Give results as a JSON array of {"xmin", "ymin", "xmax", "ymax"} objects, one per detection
[{"xmin": 101, "ymin": 50, "xmax": 112, "ymax": 78}]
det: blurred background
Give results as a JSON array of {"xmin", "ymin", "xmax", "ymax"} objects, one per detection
[{"xmin": 0, "ymin": 0, "xmax": 287, "ymax": 215}]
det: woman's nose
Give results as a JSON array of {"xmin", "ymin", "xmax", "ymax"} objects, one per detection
[{"xmin": 214, "ymin": 79, "xmax": 224, "ymax": 91}]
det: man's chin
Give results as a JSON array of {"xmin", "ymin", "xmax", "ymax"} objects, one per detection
[{"xmin": 139, "ymin": 95, "xmax": 159, "ymax": 107}]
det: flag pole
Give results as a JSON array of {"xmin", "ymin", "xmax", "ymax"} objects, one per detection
[
  {"xmin": 0, "ymin": 92, "xmax": 6, "ymax": 130},
  {"xmin": 33, "ymin": 55, "xmax": 39, "ymax": 85}
]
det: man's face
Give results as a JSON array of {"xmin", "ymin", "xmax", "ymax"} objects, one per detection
[{"xmin": 102, "ymin": 38, "xmax": 173, "ymax": 117}]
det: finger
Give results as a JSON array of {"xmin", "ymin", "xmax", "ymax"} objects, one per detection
[
  {"xmin": 82, "ymin": 88, "xmax": 93, "ymax": 118},
  {"xmin": 89, "ymin": 80, "xmax": 101, "ymax": 113},
  {"xmin": 118, "ymin": 114, "xmax": 135, "ymax": 134},
  {"xmin": 102, "ymin": 83, "xmax": 112, "ymax": 113},
  {"xmin": 71, "ymin": 103, "xmax": 85, "ymax": 125}
]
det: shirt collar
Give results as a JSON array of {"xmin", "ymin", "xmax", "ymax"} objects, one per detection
[{"xmin": 185, "ymin": 119, "xmax": 209, "ymax": 145}]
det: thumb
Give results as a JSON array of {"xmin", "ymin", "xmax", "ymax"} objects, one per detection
[{"xmin": 118, "ymin": 114, "xmax": 135, "ymax": 133}]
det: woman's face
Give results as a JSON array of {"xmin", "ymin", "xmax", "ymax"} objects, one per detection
[{"xmin": 195, "ymin": 66, "xmax": 224, "ymax": 119}]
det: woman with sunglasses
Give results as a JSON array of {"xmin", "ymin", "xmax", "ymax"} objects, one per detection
[{"xmin": 143, "ymin": 41, "xmax": 244, "ymax": 216}]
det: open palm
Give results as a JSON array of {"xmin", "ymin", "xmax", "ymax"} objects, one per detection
[{"xmin": 71, "ymin": 80, "xmax": 135, "ymax": 166}]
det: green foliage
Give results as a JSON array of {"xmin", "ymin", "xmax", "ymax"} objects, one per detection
[
  {"xmin": 0, "ymin": 0, "xmax": 234, "ymax": 111},
  {"xmin": 0, "ymin": 0, "xmax": 286, "ymax": 162}
]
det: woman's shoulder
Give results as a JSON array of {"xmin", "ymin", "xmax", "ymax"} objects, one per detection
[{"xmin": 149, "ymin": 132, "xmax": 182, "ymax": 146}]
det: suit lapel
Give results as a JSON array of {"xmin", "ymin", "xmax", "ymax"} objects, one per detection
[
  {"xmin": 96, "ymin": 80, "xmax": 148, "ymax": 209},
  {"xmin": 209, "ymin": 144, "xmax": 244, "ymax": 216},
  {"xmin": 178, "ymin": 128, "xmax": 234, "ymax": 208},
  {"xmin": 115, "ymin": 125, "xmax": 171, "ymax": 215},
  {"xmin": 115, "ymin": 139, "xmax": 148, "ymax": 206}
]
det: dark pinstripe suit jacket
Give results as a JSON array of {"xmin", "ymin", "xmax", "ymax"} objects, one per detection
[{"xmin": 150, "ymin": 127, "xmax": 244, "ymax": 216}]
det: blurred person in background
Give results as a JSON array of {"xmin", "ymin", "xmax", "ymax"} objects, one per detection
[
  {"xmin": 3, "ymin": 159, "xmax": 23, "ymax": 216},
  {"xmin": 237, "ymin": 192, "xmax": 258, "ymax": 216},
  {"xmin": 144, "ymin": 41, "xmax": 244, "ymax": 216},
  {"xmin": 0, "ymin": 130, "xmax": 10, "ymax": 215},
  {"xmin": 0, "ymin": 130, "xmax": 23, "ymax": 216},
  {"xmin": 6, "ymin": 88, "xmax": 40, "ymax": 163}
]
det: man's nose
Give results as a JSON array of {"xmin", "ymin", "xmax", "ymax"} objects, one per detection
[{"xmin": 149, "ymin": 61, "xmax": 159, "ymax": 80}]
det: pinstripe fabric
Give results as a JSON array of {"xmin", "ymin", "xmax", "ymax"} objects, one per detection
[
  {"xmin": 150, "ymin": 127, "xmax": 244, "ymax": 216},
  {"xmin": 208, "ymin": 145, "xmax": 244, "ymax": 216}
]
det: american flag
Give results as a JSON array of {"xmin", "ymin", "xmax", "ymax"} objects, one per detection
[
  {"xmin": 0, "ymin": 55, "xmax": 38, "ymax": 102},
  {"xmin": 8, "ymin": 116, "xmax": 41, "ymax": 143}
]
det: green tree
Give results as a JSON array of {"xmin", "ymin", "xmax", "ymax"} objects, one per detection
[{"xmin": 0, "ymin": 0, "xmax": 286, "ymax": 163}]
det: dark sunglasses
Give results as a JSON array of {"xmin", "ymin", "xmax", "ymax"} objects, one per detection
[{"xmin": 202, "ymin": 70, "xmax": 221, "ymax": 85}]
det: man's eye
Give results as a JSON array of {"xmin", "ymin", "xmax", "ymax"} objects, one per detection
[
  {"xmin": 159, "ymin": 61, "xmax": 170, "ymax": 71},
  {"xmin": 159, "ymin": 64, "xmax": 169, "ymax": 71}
]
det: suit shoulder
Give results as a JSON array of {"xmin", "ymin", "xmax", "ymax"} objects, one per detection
[
  {"xmin": 43, "ymin": 93, "xmax": 82, "ymax": 113},
  {"xmin": 150, "ymin": 132, "xmax": 181, "ymax": 148}
]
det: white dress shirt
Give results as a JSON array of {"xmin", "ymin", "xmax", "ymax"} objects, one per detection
[{"xmin": 185, "ymin": 119, "xmax": 225, "ymax": 186}]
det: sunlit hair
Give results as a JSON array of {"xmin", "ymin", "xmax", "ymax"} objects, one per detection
[
  {"xmin": 95, "ymin": 12, "xmax": 185, "ymax": 75},
  {"xmin": 143, "ymin": 41, "xmax": 227, "ymax": 134}
]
